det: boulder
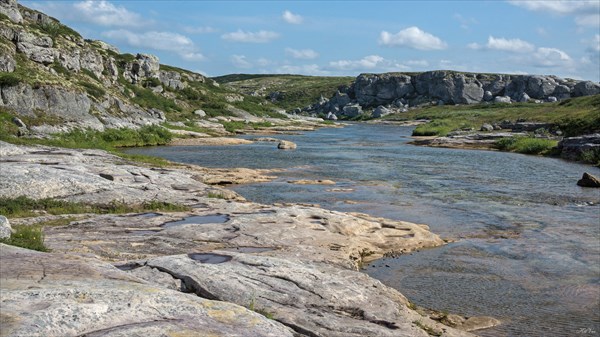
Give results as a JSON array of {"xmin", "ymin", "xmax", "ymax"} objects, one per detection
[
  {"xmin": 494, "ymin": 96, "xmax": 511, "ymax": 104},
  {"xmin": 326, "ymin": 112, "xmax": 338, "ymax": 120},
  {"xmin": 123, "ymin": 53, "xmax": 160, "ymax": 84},
  {"xmin": 518, "ymin": 92, "xmax": 530, "ymax": 103},
  {"xmin": 526, "ymin": 76, "xmax": 557, "ymax": 99},
  {"xmin": 372, "ymin": 105, "xmax": 392, "ymax": 118},
  {"xmin": 577, "ymin": 172, "xmax": 600, "ymax": 188},
  {"xmin": 0, "ymin": 0, "xmax": 23, "ymax": 23},
  {"xmin": 277, "ymin": 140, "xmax": 297, "ymax": 150},
  {"xmin": 11, "ymin": 116, "xmax": 25, "ymax": 127},
  {"xmin": 552, "ymin": 85, "xmax": 571, "ymax": 100},
  {"xmin": 546, "ymin": 96, "xmax": 557, "ymax": 103},
  {"xmin": 16, "ymin": 42, "xmax": 56, "ymax": 64},
  {"xmin": 480, "ymin": 123, "xmax": 494, "ymax": 132},
  {"xmin": 573, "ymin": 81, "xmax": 600, "ymax": 97},
  {"xmin": 342, "ymin": 103, "xmax": 363, "ymax": 117},
  {"xmin": 483, "ymin": 91, "xmax": 493, "ymax": 101},
  {"xmin": 79, "ymin": 49, "xmax": 104, "ymax": 79},
  {"xmin": 194, "ymin": 109, "xmax": 206, "ymax": 117},
  {"xmin": 0, "ymin": 215, "xmax": 11, "ymax": 239}
]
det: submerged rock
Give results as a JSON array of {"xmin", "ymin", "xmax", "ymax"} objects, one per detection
[
  {"xmin": 577, "ymin": 172, "xmax": 600, "ymax": 188},
  {"xmin": 277, "ymin": 140, "xmax": 297, "ymax": 149}
]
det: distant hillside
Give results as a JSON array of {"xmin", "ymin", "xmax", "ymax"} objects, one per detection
[
  {"xmin": 215, "ymin": 74, "xmax": 354, "ymax": 112},
  {"xmin": 0, "ymin": 0, "xmax": 286, "ymax": 138}
]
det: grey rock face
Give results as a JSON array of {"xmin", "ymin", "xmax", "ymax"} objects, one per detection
[
  {"xmin": 0, "ymin": 0, "xmax": 23, "ymax": 23},
  {"xmin": 80, "ymin": 48, "xmax": 104, "ymax": 78},
  {"xmin": 552, "ymin": 84, "xmax": 571, "ymax": 100},
  {"xmin": 58, "ymin": 49, "xmax": 81, "ymax": 72},
  {"xmin": 342, "ymin": 103, "xmax": 363, "ymax": 117},
  {"xmin": 16, "ymin": 42, "xmax": 56, "ymax": 64},
  {"xmin": 573, "ymin": 81, "xmax": 600, "ymax": 97},
  {"xmin": 159, "ymin": 70, "xmax": 187, "ymax": 90},
  {"xmin": 526, "ymin": 76, "xmax": 557, "ymax": 99},
  {"xmin": 0, "ymin": 52, "xmax": 15, "ymax": 72},
  {"xmin": 123, "ymin": 54, "xmax": 160, "ymax": 84},
  {"xmin": 483, "ymin": 90, "xmax": 493, "ymax": 101},
  {"xmin": 0, "ymin": 244, "xmax": 296, "ymax": 337},
  {"xmin": 354, "ymin": 73, "xmax": 414, "ymax": 107},
  {"xmin": 326, "ymin": 111, "xmax": 338, "ymax": 120},
  {"xmin": 0, "ymin": 215, "xmax": 11, "ymax": 239},
  {"xmin": 557, "ymin": 134, "xmax": 600, "ymax": 160}
]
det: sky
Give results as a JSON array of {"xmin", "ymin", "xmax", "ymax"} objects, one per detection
[{"xmin": 22, "ymin": 0, "xmax": 600, "ymax": 81}]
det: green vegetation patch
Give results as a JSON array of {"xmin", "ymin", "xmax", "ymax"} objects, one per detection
[
  {"xmin": 389, "ymin": 95, "xmax": 600, "ymax": 138},
  {"xmin": 494, "ymin": 136, "xmax": 558, "ymax": 155},
  {"xmin": 221, "ymin": 120, "xmax": 272, "ymax": 133},
  {"xmin": 78, "ymin": 81, "xmax": 105, "ymax": 99},
  {"xmin": 30, "ymin": 20, "xmax": 81, "ymax": 39},
  {"xmin": 0, "ymin": 225, "xmax": 47, "ymax": 252},
  {"xmin": 0, "ymin": 196, "xmax": 190, "ymax": 218},
  {"xmin": 0, "ymin": 73, "xmax": 22, "ymax": 87},
  {"xmin": 579, "ymin": 148, "xmax": 600, "ymax": 166}
]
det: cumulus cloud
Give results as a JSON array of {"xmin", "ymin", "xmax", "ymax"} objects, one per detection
[
  {"xmin": 508, "ymin": 0, "xmax": 600, "ymax": 27},
  {"xmin": 29, "ymin": 0, "xmax": 146, "ymax": 27},
  {"xmin": 230, "ymin": 55, "xmax": 253, "ymax": 69},
  {"xmin": 485, "ymin": 36, "xmax": 535, "ymax": 53},
  {"xmin": 102, "ymin": 30, "xmax": 205, "ymax": 61},
  {"xmin": 285, "ymin": 48, "xmax": 319, "ymax": 59},
  {"xmin": 379, "ymin": 26, "xmax": 447, "ymax": 50},
  {"xmin": 329, "ymin": 55, "xmax": 385, "ymax": 70},
  {"xmin": 282, "ymin": 10, "xmax": 303, "ymax": 24},
  {"xmin": 221, "ymin": 30, "xmax": 280, "ymax": 43},
  {"xmin": 532, "ymin": 47, "xmax": 572, "ymax": 67}
]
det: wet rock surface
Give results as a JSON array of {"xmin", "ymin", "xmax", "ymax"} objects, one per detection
[{"xmin": 0, "ymin": 142, "xmax": 485, "ymax": 336}]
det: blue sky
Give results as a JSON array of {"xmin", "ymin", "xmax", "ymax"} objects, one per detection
[{"xmin": 23, "ymin": 0, "xmax": 600, "ymax": 81}]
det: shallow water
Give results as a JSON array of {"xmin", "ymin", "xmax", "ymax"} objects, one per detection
[{"xmin": 125, "ymin": 123, "xmax": 600, "ymax": 336}]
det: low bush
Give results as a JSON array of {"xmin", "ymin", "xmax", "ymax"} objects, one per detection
[{"xmin": 579, "ymin": 148, "xmax": 600, "ymax": 166}]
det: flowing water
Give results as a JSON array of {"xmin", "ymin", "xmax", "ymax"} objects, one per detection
[{"xmin": 125, "ymin": 124, "xmax": 600, "ymax": 336}]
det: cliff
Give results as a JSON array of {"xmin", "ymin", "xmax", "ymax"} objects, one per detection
[{"xmin": 306, "ymin": 71, "xmax": 600, "ymax": 119}]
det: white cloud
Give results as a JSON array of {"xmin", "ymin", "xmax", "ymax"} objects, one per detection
[
  {"xmin": 73, "ymin": 0, "xmax": 145, "ymax": 27},
  {"xmin": 532, "ymin": 47, "xmax": 572, "ymax": 67},
  {"xmin": 28, "ymin": 0, "xmax": 146, "ymax": 27},
  {"xmin": 453, "ymin": 13, "xmax": 477, "ymax": 29},
  {"xmin": 285, "ymin": 48, "xmax": 319, "ymax": 59},
  {"xmin": 282, "ymin": 10, "xmax": 303, "ymax": 24},
  {"xmin": 183, "ymin": 26, "xmax": 218, "ymax": 34},
  {"xmin": 508, "ymin": 1, "xmax": 600, "ymax": 27},
  {"xmin": 329, "ymin": 55, "xmax": 385, "ymax": 70},
  {"xmin": 231, "ymin": 55, "xmax": 252, "ymax": 68},
  {"xmin": 102, "ymin": 30, "xmax": 204, "ymax": 61},
  {"xmin": 467, "ymin": 42, "xmax": 482, "ymax": 50},
  {"xmin": 221, "ymin": 30, "xmax": 280, "ymax": 43},
  {"xmin": 486, "ymin": 36, "xmax": 535, "ymax": 53},
  {"xmin": 379, "ymin": 26, "xmax": 447, "ymax": 50},
  {"xmin": 406, "ymin": 59, "xmax": 429, "ymax": 67}
]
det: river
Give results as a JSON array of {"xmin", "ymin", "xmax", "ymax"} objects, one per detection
[{"xmin": 125, "ymin": 123, "xmax": 600, "ymax": 336}]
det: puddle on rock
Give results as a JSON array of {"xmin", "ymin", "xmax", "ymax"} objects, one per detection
[
  {"xmin": 128, "ymin": 229, "xmax": 162, "ymax": 235},
  {"xmin": 162, "ymin": 214, "xmax": 229, "ymax": 228},
  {"xmin": 188, "ymin": 253, "xmax": 232, "ymax": 264},
  {"xmin": 137, "ymin": 212, "xmax": 162, "ymax": 218}
]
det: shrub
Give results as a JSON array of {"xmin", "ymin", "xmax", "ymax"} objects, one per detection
[
  {"xmin": 0, "ymin": 73, "xmax": 22, "ymax": 87},
  {"xmin": 579, "ymin": 148, "xmax": 600, "ymax": 166},
  {"xmin": 31, "ymin": 21, "xmax": 81, "ymax": 39},
  {"xmin": 0, "ymin": 225, "xmax": 47, "ymax": 252}
]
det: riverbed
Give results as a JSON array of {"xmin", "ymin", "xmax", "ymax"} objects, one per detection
[{"xmin": 125, "ymin": 123, "xmax": 600, "ymax": 336}]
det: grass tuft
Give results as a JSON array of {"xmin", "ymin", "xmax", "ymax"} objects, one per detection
[
  {"xmin": 0, "ymin": 225, "xmax": 47, "ymax": 252},
  {"xmin": 495, "ymin": 136, "xmax": 558, "ymax": 155}
]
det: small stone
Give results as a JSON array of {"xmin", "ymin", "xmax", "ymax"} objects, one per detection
[
  {"xmin": 480, "ymin": 123, "xmax": 494, "ymax": 132},
  {"xmin": 277, "ymin": 140, "xmax": 297, "ymax": 150}
]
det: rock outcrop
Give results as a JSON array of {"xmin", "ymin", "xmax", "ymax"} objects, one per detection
[
  {"xmin": 304, "ymin": 71, "xmax": 599, "ymax": 119},
  {"xmin": 0, "ymin": 141, "xmax": 486, "ymax": 337},
  {"xmin": 557, "ymin": 134, "xmax": 600, "ymax": 161}
]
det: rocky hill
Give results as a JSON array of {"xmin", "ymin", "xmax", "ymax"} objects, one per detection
[
  {"xmin": 0, "ymin": 0, "xmax": 287, "ymax": 137},
  {"xmin": 303, "ymin": 71, "xmax": 600, "ymax": 119}
]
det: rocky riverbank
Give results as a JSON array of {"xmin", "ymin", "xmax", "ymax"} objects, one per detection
[{"xmin": 0, "ymin": 140, "xmax": 500, "ymax": 336}]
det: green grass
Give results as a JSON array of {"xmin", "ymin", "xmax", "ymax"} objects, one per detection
[
  {"xmin": 0, "ymin": 225, "xmax": 47, "ymax": 252},
  {"xmin": 206, "ymin": 192, "xmax": 226, "ymax": 199},
  {"xmin": 495, "ymin": 136, "xmax": 558, "ymax": 155},
  {"xmin": 0, "ymin": 196, "xmax": 190, "ymax": 218},
  {"xmin": 0, "ymin": 73, "xmax": 22, "ymax": 87},
  {"xmin": 215, "ymin": 74, "xmax": 354, "ymax": 112},
  {"xmin": 30, "ymin": 20, "xmax": 82, "ymax": 39},
  {"xmin": 78, "ymin": 81, "xmax": 106, "ymax": 99},
  {"xmin": 392, "ymin": 95, "xmax": 600, "ymax": 137}
]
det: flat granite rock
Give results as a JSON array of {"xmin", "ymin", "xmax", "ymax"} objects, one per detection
[{"xmin": 0, "ymin": 244, "xmax": 295, "ymax": 337}]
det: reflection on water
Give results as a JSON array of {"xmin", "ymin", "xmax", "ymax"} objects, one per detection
[{"xmin": 125, "ymin": 123, "xmax": 600, "ymax": 336}]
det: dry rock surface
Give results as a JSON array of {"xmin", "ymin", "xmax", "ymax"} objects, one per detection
[{"xmin": 0, "ymin": 142, "xmax": 495, "ymax": 336}]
